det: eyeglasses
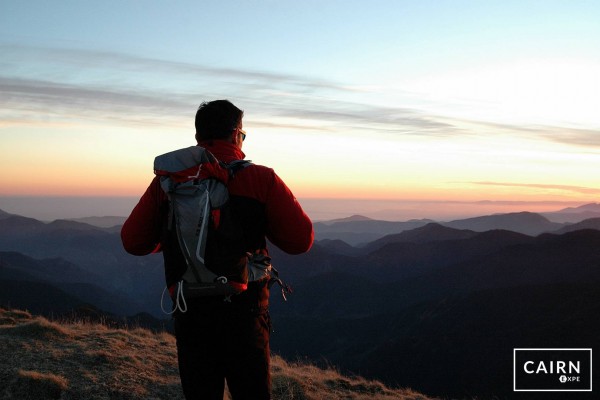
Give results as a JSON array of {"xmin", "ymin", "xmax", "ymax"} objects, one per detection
[{"xmin": 238, "ymin": 128, "xmax": 247, "ymax": 141}]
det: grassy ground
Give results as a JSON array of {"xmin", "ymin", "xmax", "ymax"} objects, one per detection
[{"xmin": 0, "ymin": 307, "xmax": 434, "ymax": 400}]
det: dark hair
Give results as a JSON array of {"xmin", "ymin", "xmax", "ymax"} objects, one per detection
[{"xmin": 195, "ymin": 100, "xmax": 244, "ymax": 141}]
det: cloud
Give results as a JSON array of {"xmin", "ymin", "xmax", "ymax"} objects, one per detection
[
  {"xmin": 1, "ymin": 44, "xmax": 462, "ymax": 136},
  {"xmin": 440, "ymin": 117, "xmax": 600, "ymax": 149},
  {"xmin": 0, "ymin": 76, "xmax": 192, "ymax": 128},
  {"xmin": 507, "ymin": 124, "xmax": 600, "ymax": 149},
  {"xmin": 4, "ymin": 44, "xmax": 598, "ymax": 145},
  {"xmin": 537, "ymin": 126, "xmax": 600, "ymax": 148},
  {"xmin": 472, "ymin": 181, "xmax": 600, "ymax": 195}
]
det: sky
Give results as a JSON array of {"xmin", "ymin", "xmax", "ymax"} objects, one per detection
[{"xmin": 1, "ymin": 1, "xmax": 600, "ymax": 221}]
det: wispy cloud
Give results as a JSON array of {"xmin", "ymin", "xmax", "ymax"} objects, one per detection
[
  {"xmin": 0, "ymin": 44, "xmax": 462, "ymax": 136},
  {"xmin": 2, "ymin": 44, "xmax": 599, "ymax": 147},
  {"xmin": 537, "ymin": 126, "xmax": 600, "ymax": 148},
  {"xmin": 0, "ymin": 76, "xmax": 192, "ymax": 126},
  {"xmin": 472, "ymin": 181, "xmax": 600, "ymax": 195},
  {"xmin": 442, "ymin": 117, "xmax": 600, "ymax": 149}
]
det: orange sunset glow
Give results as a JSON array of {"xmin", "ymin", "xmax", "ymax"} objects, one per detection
[{"xmin": 1, "ymin": 2, "xmax": 599, "ymax": 221}]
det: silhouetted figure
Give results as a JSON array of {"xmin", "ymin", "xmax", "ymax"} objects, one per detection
[{"xmin": 122, "ymin": 100, "xmax": 313, "ymax": 399}]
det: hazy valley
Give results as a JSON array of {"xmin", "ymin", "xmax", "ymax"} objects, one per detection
[{"xmin": 1, "ymin": 204, "xmax": 599, "ymax": 398}]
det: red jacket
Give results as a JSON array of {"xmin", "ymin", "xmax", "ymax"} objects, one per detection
[{"xmin": 121, "ymin": 140, "xmax": 314, "ymax": 289}]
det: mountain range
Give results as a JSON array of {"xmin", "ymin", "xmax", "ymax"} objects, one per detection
[
  {"xmin": 541, "ymin": 202, "xmax": 600, "ymax": 223},
  {"xmin": 0, "ymin": 211, "xmax": 166, "ymax": 322},
  {"xmin": 1, "ymin": 205, "xmax": 599, "ymax": 398},
  {"xmin": 314, "ymin": 203, "xmax": 600, "ymax": 245},
  {"xmin": 269, "ymin": 228, "xmax": 600, "ymax": 399}
]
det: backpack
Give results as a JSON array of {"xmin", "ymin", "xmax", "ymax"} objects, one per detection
[{"xmin": 154, "ymin": 146, "xmax": 290, "ymax": 313}]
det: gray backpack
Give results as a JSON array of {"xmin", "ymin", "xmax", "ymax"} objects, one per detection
[{"xmin": 154, "ymin": 146, "xmax": 289, "ymax": 313}]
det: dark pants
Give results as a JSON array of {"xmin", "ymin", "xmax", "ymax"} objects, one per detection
[{"xmin": 174, "ymin": 297, "xmax": 271, "ymax": 400}]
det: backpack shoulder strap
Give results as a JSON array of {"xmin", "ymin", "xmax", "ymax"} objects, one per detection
[{"xmin": 222, "ymin": 159, "xmax": 253, "ymax": 179}]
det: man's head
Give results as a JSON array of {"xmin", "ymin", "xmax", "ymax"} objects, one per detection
[{"xmin": 195, "ymin": 100, "xmax": 244, "ymax": 144}]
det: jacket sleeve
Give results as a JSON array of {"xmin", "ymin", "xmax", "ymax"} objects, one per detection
[
  {"xmin": 265, "ymin": 171, "xmax": 314, "ymax": 254},
  {"xmin": 121, "ymin": 177, "xmax": 166, "ymax": 256}
]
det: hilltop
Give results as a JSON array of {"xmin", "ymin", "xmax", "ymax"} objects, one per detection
[{"xmin": 0, "ymin": 308, "xmax": 434, "ymax": 400}]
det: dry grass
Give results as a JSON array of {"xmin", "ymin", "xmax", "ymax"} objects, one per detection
[
  {"xmin": 11, "ymin": 370, "xmax": 69, "ymax": 400},
  {"xmin": 270, "ymin": 356, "xmax": 433, "ymax": 400},
  {"xmin": 0, "ymin": 307, "xmax": 435, "ymax": 399},
  {"xmin": 0, "ymin": 307, "xmax": 181, "ymax": 400}
]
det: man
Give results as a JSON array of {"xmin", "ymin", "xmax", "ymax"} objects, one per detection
[{"xmin": 121, "ymin": 100, "xmax": 314, "ymax": 399}]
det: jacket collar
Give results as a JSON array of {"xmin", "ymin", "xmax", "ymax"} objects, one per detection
[{"xmin": 197, "ymin": 140, "xmax": 246, "ymax": 163}]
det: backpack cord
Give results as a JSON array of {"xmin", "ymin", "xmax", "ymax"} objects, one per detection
[
  {"xmin": 160, "ymin": 281, "xmax": 188, "ymax": 314},
  {"xmin": 267, "ymin": 266, "xmax": 293, "ymax": 301}
]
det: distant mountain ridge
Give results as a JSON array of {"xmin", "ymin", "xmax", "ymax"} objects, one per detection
[
  {"xmin": 318, "ymin": 214, "xmax": 374, "ymax": 224},
  {"xmin": 362, "ymin": 223, "xmax": 478, "ymax": 253},
  {"xmin": 314, "ymin": 218, "xmax": 434, "ymax": 245},
  {"xmin": 0, "ymin": 212, "xmax": 165, "ymax": 318},
  {"xmin": 2, "ymin": 206, "xmax": 600, "ymax": 398},
  {"xmin": 314, "ymin": 207, "xmax": 600, "ymax": 244},
  {"xmin": 554, "ymin": 217, "xmax": 600, "ymax": 234},
  {"xmin": 543, "ymin": 202, "xmax": 600, "ymax": 223},
  {"xmin": 68, "ymin": 216, "xmax": 127, "ymax": 228},
  {"xmin": 313, "ymin": 202, "xmax": 600, "ymax": 239},
  {"xmin": 441, "ymin": 211, "xmax": 563, "ymax": 236},
  {"xmin": 0, "ymin": 209, "xmax": 14, "ymax": 219},
  {"xmin": 556, "ymin": 202, "xmax": 600, "ymax": 213},
  {"xmin": 0, "ymin": 251, "xmax": 147, "ymax": 317}
]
